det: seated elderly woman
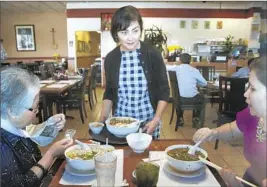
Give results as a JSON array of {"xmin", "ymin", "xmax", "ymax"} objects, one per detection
[
  {"xmin": 1, "ymin": 67, "xmax": 73, "ymax": 187},
  {"xmin": 193, "ymin": 57, "xmax": 266, "ymax": 187}
]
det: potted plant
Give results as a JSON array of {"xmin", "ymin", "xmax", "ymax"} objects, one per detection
[
  {"xmin": 144, "ymin": 25, "xmax": 168, "ymax": 53},
  {"xmin": 224, "ymin": 35, "xmax": 234, "ymax": 53}
]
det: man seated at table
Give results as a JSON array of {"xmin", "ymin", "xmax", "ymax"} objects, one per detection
[
  {"xmin": 166, "ymin": 53, "xmax": 207, "ymax": 126},
  {"xmin": 231, "ymin": 58, "xmax": 254, "ymax": 78}
]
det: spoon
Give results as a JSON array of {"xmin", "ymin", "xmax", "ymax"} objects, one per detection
[
  {"xmin": 188, "ymin": 140, "xmax": 203, "ymax": 155},
  {"xmin": 75, "ymin": 139, "xmax": 92, "ymax": 151}
]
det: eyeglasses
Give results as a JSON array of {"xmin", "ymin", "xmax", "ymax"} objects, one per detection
[{"xmin": 26, "ymin": 104, "xmax": 39, "ymax": 114}]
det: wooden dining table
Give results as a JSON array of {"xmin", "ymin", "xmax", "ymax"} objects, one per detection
[
  {"xmin": 47, "ymin": 139, "xmax": 226, "ymax": 187},
  {"xmin": 40, "ymin": 79, "xmax": 82, "ymax": 120}
]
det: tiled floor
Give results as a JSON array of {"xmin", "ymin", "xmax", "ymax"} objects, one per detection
[{"xmin": 40, "ymin": 87, "xmax": 249, "ymax": 178}]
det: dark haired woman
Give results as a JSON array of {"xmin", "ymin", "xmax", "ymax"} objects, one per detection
[
  {"xmin": 193, "ymin": 57, "xmax": 267, "ymax": 187},
  {"xmin": 98, "ymin": 5, "xmax": 170, "ymax": 139}
]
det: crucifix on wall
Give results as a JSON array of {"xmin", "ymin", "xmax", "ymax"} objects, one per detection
[{"xmin": 50, "ymin": 28, "xmax": 58, "ymax": 49}]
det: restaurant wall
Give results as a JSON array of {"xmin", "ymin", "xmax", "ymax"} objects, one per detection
[{"xmin": 0, "ymin": 12, "xmax": 68, "ymax": 62}]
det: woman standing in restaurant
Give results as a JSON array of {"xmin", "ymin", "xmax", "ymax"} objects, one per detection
[
  {"xmin": 1, "ymin": 67, "xmax": 73, "ymax": 187},
  {"xmin": 98, "ymin": 5, "xmax": 170, "ymax": 139},
  {"xmin": 193, "ymin": 57, "xmax": 266, "ymax": 187}
]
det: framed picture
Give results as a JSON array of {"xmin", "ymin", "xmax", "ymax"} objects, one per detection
[
  {"xmin": 204, "ymin": 21, "xmax": 210, "ymax": 29},
  {"xmin": 14, "ymin": 25, "xmax": 36, "ymax": 51},
  {"xmin": 180, "ymin": 20, "xmax": 186, "ymax": 29},
  {"xmin": 191, "ymin": 20, "xmax": 199, "ymax": 29},
  {"xmin": 101, "ymin": 13, "xmax": 113, "ymax": 31},
  {"xmin": 217, "ymin": 21, "xmax": 223, "ymax": 29}
]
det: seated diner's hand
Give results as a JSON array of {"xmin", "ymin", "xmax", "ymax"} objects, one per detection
[
  {"xmin": 46, "ymin": 138, "xmax": 73, "ymax": 158},
  {"xmin": 193, "ymin": 127, "xmax": 218, "ymax": 143},
  {"xmin": 142, "ymin": 120, "xmax": 158, "ymax": 135},
  {"xmin": 219, "ymin": 168, "xmax": 243, "ymax": 187},
  {"xmin": 46, "ymin": 114, "xmax": 66, "ymax": 131}
]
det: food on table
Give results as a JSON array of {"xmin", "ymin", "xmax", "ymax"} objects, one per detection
[
  {"xmin": 167, "ymin": 148, "xmax": 205, "ymax": 161},
  {"xmin": 109, "ymin": 118, "xmax": 137, "ymax": 127},
  {"xmin": 91, "ymin": 123, "xmax": 104, "ymax": 127},
  {"xmin": 66, "ymin": 149, "xmax": 98, "ymax": 160},
  {"xmin": 135, "ymin": 161, "xmax": 160, "ymax": 187}
]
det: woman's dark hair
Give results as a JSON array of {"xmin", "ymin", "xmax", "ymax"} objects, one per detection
[
  {"xmin": 250, "ymin": 57, "xmax": 267, "ymax": 87},
  {"xmin": 111, "ymin": 5, "xmax": 143, "ymax": 42}
]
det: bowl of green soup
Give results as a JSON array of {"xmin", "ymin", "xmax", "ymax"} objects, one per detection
[
  {"xmin": 165, "ymin": 144, "xmax": 208, "ymax": 173},
  {"xmin": 65, "ymin": 145, "xmax": 98, "ymax": 171}
]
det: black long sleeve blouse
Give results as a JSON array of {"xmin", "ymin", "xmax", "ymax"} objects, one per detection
[{"xmin": 1, "ymin": 128, "xmax": 43, "ymax": 187}]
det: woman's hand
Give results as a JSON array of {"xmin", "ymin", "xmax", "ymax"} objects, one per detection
[
  {"xmin": 142, "ymin": 120, "xmax": 158, "ymax": 135},
  {"xmin": 219, "ymin": 169, "xmax": 243, "ymax": 187},
  {"xmin": 193, "ymin": 127, "xmax": 218, "ymax": 143},
  {"xmin": 46, "ymin": 114, "xmax": 66, "ymax": 131},
  {"xmin": 47, "ymin": 138, "xmax": 73, "ymax": 158}
]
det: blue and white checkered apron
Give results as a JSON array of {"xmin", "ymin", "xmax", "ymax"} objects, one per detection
[{"xmin": 114, "ymin": 49, "xmax": 160, "ymax": 139}]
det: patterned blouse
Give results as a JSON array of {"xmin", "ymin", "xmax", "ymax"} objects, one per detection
[
  {"xmin": 1, "ymin": 128, "xmax": 43, "ymax": 187},
  {"xmin": 115, "ymin": 49, "xmax": 160, "ymax": 139}
]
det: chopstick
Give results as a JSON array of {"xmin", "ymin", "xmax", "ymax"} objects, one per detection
[{"xmin": 198, "ymin": 156, "xmax": 258, "ymax": 187}]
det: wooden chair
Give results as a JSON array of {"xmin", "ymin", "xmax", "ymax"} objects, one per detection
[
  {"xmin": 56, "ymin": 69, "xmax": 89, "ymax": 124},
  {"xmin": 168, "ymin": 71, "xmax": 206, "ymax": 131},
  {"xmin": 87, "ymin": 65, "xmax": 98, "ymax": 109},
  {"xmin": 214, "ymin": 76, "xmax": 248, "ymax": 149},
  {"xmin": 196, "ymin": 66, "xmax": 215, "ymax": 81}
]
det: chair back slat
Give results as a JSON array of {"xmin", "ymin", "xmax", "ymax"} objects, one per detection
[
  {"xmin": 218, "ymin": 76, "xmax": 248, "ymax": 114},
  {"xmin": 196, "ymin": 66, "xmax": 215, "ymax": 81}
]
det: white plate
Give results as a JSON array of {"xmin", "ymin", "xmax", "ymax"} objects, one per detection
[
  {"xmin": 163, "ymin": 162, "xmax": 205, "ymax": 178},
  {"xmin": 65, "ymin": 164, "xmax": 96, "ymax": 176}
]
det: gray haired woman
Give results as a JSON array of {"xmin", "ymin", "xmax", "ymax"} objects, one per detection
[{"xmin": 1, "ymin": 67, "xmax": 73, "ymax": 187}]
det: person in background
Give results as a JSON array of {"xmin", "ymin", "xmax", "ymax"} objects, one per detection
[
  {"xmin": 193, "ymin": 57, "xmax": 266, "ymax": 187},
  {"xmin": 0, "ymin": 39, "xmax": 8, "ymax": 63},
  {"xmin": 166, "ymin": 53, "xmax": 207, "ymax": 126},
  {"xmin": 1, "ymin": 67, "xmax": 73, "ymax": 187},
  {"xmin": 98, "ymin": 5, "xmax": 170, "ymax": 139},
  {"xmin": 231, "ymin": 58, "xmax": 254, "ymax": 78}
]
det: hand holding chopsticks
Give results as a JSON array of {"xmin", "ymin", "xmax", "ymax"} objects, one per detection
[{"xmin": 198, "ymin": 156, "xmax": 258, "ymax": 187}]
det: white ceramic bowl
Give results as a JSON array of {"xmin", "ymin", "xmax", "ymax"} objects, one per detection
[
  {"xmin": 105, "ymin": 117, "xmax": 140, "ymax": 138},
  {"xmin": 89, "ymin": 122, "xmax": 104, "ymax": 134},
  {"xmin": 126, "ymin": 133, "xmax": 152, "ymax": 153},
  {"xmin": 165, "ymin": 144, "xmax": 208, "ymax": 173},
  {"xmin": 65, "ymin": 145, "xmax": 96, "ymax": 171}
]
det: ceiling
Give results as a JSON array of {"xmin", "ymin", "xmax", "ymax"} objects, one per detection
[
  {"xmin": 0, "ymin": 1, "xmax": 265, "ymax": 14},
  {"xmin": 0, "ymin": 2, "xmax": 66, "ymax": 13}
]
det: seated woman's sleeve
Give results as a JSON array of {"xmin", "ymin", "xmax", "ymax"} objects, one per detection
[
  {"xmin": 236, "ymin": 107, "xmax": 258, "ymax": 133},
  {"xmin": 1, "ymin": 144, "xmax": 41, "ymax": 187}
]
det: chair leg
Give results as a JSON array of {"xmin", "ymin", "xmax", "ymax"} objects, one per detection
[
  {"xmin": 82, "ymin": 99, "xmax": 87, "ymax": 118},
  {"xmin": 215, "ymin": 139, "xmax": 219, "ymax": 149},
  {"xmin": 175, "ymin": 108, "xmax": 180, "ymax": 131},
  {"xmin": 63, "ymin": 104, "xmax": 66, "ymax": 115},
  {"xmin": 88, "ymin": 94, "xmax": 93, "ymax": 109},
  {"xmin": 169, "ymin": 102, "xmax": 175, "ymax": 125},
  {"xmin": 93, "ymin": 88, "xmax": 97, "ymax": 102},
  {"xmin": 79, "ymin": 104, "xmax": 84, "ymax": 124}
]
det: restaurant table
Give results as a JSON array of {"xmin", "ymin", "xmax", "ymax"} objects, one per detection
[
  {"xmin": 40, "ymin": 79, "xmax": 82, "ymax": 120},
  {"xmin": 48, "ymin": 139, "xmax": 226, "ymax": 187}
]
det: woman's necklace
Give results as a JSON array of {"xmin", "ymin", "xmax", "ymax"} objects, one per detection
[{"xmin": 256, "ymin": 118, "xmax": 266, "ymax": 143}]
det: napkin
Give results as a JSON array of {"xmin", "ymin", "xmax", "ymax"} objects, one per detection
[
  {"xmin": 40, "ymin": 80, "xmax": 55, "ymax": 84},
  {"xmin": 46, "ymin": 84, "xmax": 68, "ymax": 88},
  {"xmin": 148, "ymin": 151, "xmax": 221, "ymax": 187},
  {"xmin": 59, "ymin": 149, "xmax": 124, "ymax": 186},
  {"xmin": 58, "ymin": 80, "xmax": 77, "ymax": 84}
]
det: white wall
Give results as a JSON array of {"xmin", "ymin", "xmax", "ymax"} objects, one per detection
[{"xmin": 143, "ymin": 18, "xmax": 251, "ymax": 52}]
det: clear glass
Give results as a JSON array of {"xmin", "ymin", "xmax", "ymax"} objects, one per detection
[
  {"xmin": 64, "ymin": 129, "xmax": 76, "ymax": 140},
  {"xmin": 94, "ymin": 153, "xmax": 117, "ymax": 187}
]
